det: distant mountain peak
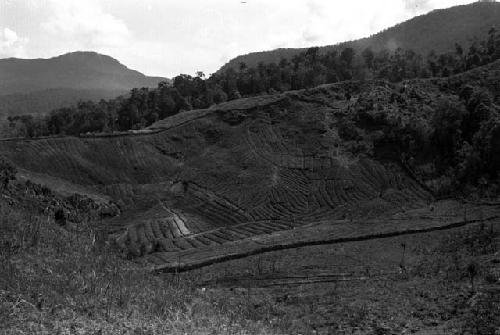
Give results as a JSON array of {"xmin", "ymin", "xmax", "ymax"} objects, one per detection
[
  {"xmin": 0, "ymin": 51, "xmax": 168, "ymax": 117},
  {"xmin": 0, "ymin": 51, "xmax": 166, "ymax": 96},
  {"xmin": 52, "ymin": 51, "xmax": 123, "ymax": 65}
]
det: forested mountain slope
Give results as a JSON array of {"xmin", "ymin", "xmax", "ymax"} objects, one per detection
[
  {"xmin": 0, "ymin": 51, "xmax": 165, "ymax": 95},
  {"xmin": 11, "ymin": 15, "xmax": 500, "ymax": 139},
  {"xmin": 0, "ymin": 51, "xmax": 166, "ymax": 119},
  {"xmin": 219, "ymin": 1, "xmax": 500, "ymax": 72}
]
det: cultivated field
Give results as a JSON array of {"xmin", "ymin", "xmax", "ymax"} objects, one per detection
[{"xmin": 1, "ymin": 62, "xmax": 500, "ymax": 334}]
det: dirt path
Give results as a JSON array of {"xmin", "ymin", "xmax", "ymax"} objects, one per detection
[{"xmin": 145, "ymin": 210, "xmax": 500, "ymax": 273}]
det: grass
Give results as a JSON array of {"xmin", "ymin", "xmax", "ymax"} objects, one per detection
[
  {"xmin": 185, "ymin": 222, "xmax": 500, "ymax": 334},
  {"xmin": 0, "ymin": 202, "xmax": 281, "ymax": 335},
  {"xmin": 1, "ymin": 185, "xmax": 499, "ymax": 334},
  {"xmin": 410, "ymin": 224, "xmax": 500, "ymax": 334}
]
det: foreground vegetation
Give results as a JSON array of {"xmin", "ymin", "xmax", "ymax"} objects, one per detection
[
  {"xmin": 0, "ymin": 204, "xmax": 283, "ymax": 335},
  {"xmin": 0, "ymin": 160, "xmax": 498, "ymax": 334},
  {"xmin": 1, "ymin": 10, "xmax": 499, "ymax": 334},
  {"xmin": 190, "ymin": 221, "xmax": 500, "ymax": 334},
  {"xmin": 0, "ymin": 167, "xmax": 281, "ymax": 334}
]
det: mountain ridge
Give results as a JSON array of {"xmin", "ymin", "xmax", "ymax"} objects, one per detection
[
  {"xmin": 0, "ymin": 51, "xmax": 166, "ymax": 95},
  {"xmin": 0, "ymin": 51, "xmax": 167, "ymax": 118},
  {"xmin": 219, "ymin": 1, "xmax": 500, "ymax": 72}
]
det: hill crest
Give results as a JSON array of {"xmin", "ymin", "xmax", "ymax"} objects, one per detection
[
  {"xmin": 219, "ymin": 1, "xmax": 500, "ymax": 72},
  {"xmin": 0, "ymin": 51, "xmax": 166, "ymax": 95}
]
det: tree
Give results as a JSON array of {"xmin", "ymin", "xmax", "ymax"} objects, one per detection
[
  {"xmin": 117, "ymin": 102, "xmax": 139, "ymax": 130},
  {"xmin": 427, "ymin": 50, "xmax": 439, "ymax": 77},
  {"xmin": 340, "ymin": 47, "xmax": 355, "ymax": 68},
  {"xmin": 305, "ymin": 47, "xmax": 319, "ymax": 65},
  {"xmin": 431, "ymin": 98, "xmax": 467, "ymax": 159},
  {"xmin": 211, "ymin": 86, "xmax": 228, "ymax": 104},
  {"xmin": 157, "ymin": 80, "xmax": 170, "ymax": 89},
  {"xmin": 173, "ymin": 74, "xmax": 196, "ymax": 98},
  {"xmin": 487, "ymin": 27, "xmax": 499, "ymax": 57},
  {"xmin": 361, "ymin": 47, "xmax": 375, "ymax": 69},
  {"xmin": 467, "ymin": 42, "xmax": 482, "ymax": 69},
  {"xmin": 158, "ymin": 87, "xmax": 177, "ymax": 118}
]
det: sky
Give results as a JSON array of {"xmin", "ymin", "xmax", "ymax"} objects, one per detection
[{"xmin": 0, "ymin": 0, "xmax": 476, "ymax": 77}]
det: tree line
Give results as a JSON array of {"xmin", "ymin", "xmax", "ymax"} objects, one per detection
[{"xmin": 6, "ymin": 28, "xmax": 500, "ymax": 138}]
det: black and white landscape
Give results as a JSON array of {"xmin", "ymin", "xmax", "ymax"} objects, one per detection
[{"xmin": 1, "ymin": 1, "xmax": 499, "ymax": 334}]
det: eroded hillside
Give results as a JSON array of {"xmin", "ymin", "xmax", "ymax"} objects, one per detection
[{"xmin": 1, "ymin": 61, "xmax": 499, "ymax": 265}]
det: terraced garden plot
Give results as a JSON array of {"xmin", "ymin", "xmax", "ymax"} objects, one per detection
[
  {"xmin": 177, "ymin": 211, "xmax": 500, "ymax": 335},
  {"xmin": 116, "ymin": 216, "xmax": 306, "ymax": 257},
  {"xmin": 138, "ymin": 201, "xmax": 500, "ymax": 272},
  {"xmin": 1, "ymin": 76, "xmax": 493, "ymax": 271},
  {"xmin": 0, "ymin": 102, "xmax": 437, "ymax": 261},
  {"xmin": 111, "ymin": 153, "xmax": 433, "ymax": 258}
]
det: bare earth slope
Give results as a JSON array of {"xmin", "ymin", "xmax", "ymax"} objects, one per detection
[{"xmin": 1, "ymin": 61, "xmax": 500, "ymax": 269}]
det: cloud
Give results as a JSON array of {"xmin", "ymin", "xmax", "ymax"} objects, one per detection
[
  {"xmin": 0, "ymin": 27, "xmax": 28, "ymax": 58},
  {"xmin": 403, "ymin": 0, "xmax": 432, "ymax": 14},
  {"xmin": 302, "ymin": 30, "xmax": 321, "ymax": 43},
  {"xmin": 0, "ymin": 0, "xmax": 478, "ymax": 77},
  {"xmin": 1, "ymin": 28, "xmax": 18, "ymax": 45},
  {"xmin": 41, "ymin": 0, "xmax": 131, "ymax": 51}
]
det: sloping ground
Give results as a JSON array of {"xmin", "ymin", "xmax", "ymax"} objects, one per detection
[
  {"xmin": 141, "ymin": 200, "xmax": 500, "ymax": 272},
  {"xmin": 0, "ymin": 51, "xmax": 165, "ymax": 95},
  {"xmin": 0, "ymin": 51, "xmax": 167, "ymax": 119},
  {"xmin": 1, "ymin": 61, "xmax": 500, "ymax": 266},
  {"xmin": 188, "ymin": 219, "xmax": 500, "ymax": 334},
  {"xmin": 0, "ymin": 88, "xmax": 126, "ymax": 119},
  {"xmin": 219, "ymin": 2, "xmax": 500, "ymax": 72}
]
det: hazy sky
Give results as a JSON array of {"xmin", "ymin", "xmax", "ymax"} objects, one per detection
[{"xmin": 0, "ymin": 0, "xmax": 475, "ymax": 77}]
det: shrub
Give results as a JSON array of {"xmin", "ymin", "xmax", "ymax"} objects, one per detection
[
  {"xmin": 0, "ymin": 204, "xmax": 41, "ymax": 260},
  {"xmin": 0, "ymin": 158, "xmax": 16, "ymax": 189},
  {"xmin": 338, "ymin": 118, "xmax": 361, "ymax": 141}
]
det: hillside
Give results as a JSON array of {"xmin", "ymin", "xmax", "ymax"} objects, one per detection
[
  {"xmin": 0, "ymin": 58, "xmax": 498, "ymax": 256},
  {"xmin": 0, "ymin": 178, "xmax": 276, "ymax": 335},
  {"xmin": 219, "ymin": 1, "xmax": 500, "ymax": 72},
  {"xmin": 0, "ymin": 51, "xmax": 166, "ymax": 118},
  {"xmin": 0, "ymin": 51, "xmax": 165, "ymax": 95},
  {"xmin": 0, "ymin": 88, "xmax": 126, "ymax": 117},
  {"xmin": 1, "ymin": 55, "xmax": 500, "ymax": 334}
]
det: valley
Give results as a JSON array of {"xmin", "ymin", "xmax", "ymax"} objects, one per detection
[
  {"xmin": 1, "ymin": 2, "xmax": 500, "ymax": 333},
  {"xmin": 2, "ymin": 60, "xmax": 500, "ymax": 265},
  {"xmin": 0, "ymin": 61, "xmax": 499, "ymax": 334}
]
